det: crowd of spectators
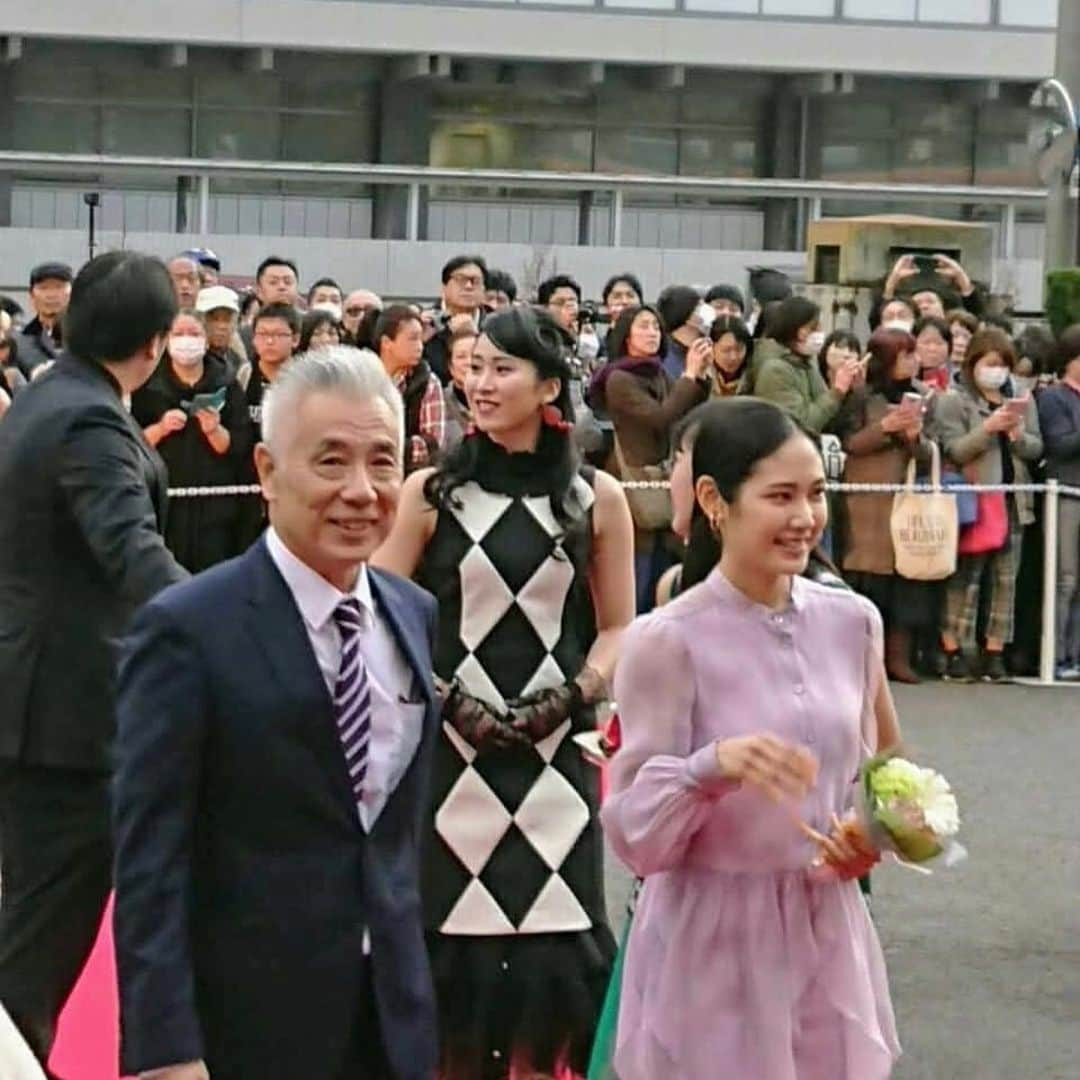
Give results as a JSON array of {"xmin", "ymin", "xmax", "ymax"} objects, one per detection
[{"xmin": 3, "ymin": 247, "xmax": 1078, "ymax": 682}]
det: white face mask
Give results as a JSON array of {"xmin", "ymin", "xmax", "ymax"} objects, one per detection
[
  {"xmin": 883, "ymin": 319, "xmax": 915, "ymax": 334},
  {"xmin": 804, "ymin": 330, "xmax": 826, "ymax": 356},
  {"xmin": 975, "ymin": 366, "xmax": 1009, "ymax": 392},
  {"xmin": 169, "ymin": 335, "xmax": 207, "ymax": 367},
  {"xmin": 577, "ymin": 328, "xmax": 600, "ymax": 363},
  {"xmin": 311, "ymin": 302, "xmax": 343, "ymax": 322}
]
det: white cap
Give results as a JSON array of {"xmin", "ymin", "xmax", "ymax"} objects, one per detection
[{"xmin": 195, "ymin": 285, "xmax": 239, "ymax": 314}]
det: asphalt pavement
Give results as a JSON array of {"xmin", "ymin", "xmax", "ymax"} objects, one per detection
[{"xmin": 603, "ymin": 681, "xmax": 1080, "ymax": 1080}]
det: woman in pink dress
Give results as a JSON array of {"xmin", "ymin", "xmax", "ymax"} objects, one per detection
[{"xmin": 602, "ymin": 397, "xmax": 902, "ymax": 1079}]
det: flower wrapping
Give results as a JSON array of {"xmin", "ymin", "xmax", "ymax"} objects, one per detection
[{"xmin": 857, "ymin": 752, "xmax": 966, "ymax": 871}]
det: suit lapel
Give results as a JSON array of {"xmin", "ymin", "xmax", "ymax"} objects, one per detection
[
  {"xmin": 244, "ymin": 540, "xmax": 361, "ymax": 826},
  {"xmin": 368, "ymin": 570, "xmax": 435, "ymax": 705}
]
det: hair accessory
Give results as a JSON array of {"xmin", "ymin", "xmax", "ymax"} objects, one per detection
[{"xmin": 541, "ymin": 403, "xmax": 572, "ymax": 433}]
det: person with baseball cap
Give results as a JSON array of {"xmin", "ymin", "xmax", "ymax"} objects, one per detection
[
  {"xmin": 196, "ymin": 285, "xmax": 245, "ymax": 380},
  {"xmin": 16, "ymin": 262, "xmax": 73, "ymax": 379}
]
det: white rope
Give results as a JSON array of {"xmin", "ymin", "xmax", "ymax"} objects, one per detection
[{"xmin": 168, "ymin": 480, "xmax": 1080, "ymax": 498}]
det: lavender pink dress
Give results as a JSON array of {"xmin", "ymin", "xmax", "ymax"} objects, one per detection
[{"xmin": 601, "ymin": 568, "xmax": 900, "ymax": 1080}]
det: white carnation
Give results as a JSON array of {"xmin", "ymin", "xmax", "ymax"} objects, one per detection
[{"xmin": 918, "ymin": 772, "xmax": 960, "ymax": 837}]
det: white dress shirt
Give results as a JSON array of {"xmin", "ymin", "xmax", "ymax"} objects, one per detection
[{"xmin": 265, "ymin": 527, "xmax": 425, "ymax": 831}]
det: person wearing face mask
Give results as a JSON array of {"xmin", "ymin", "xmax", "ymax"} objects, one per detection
[
  {"xmin": 935, "ymin": 328, "xmax": 1044, "ymax": 683},
  {"xmin": 656, "ymin": 285, "xmax": 711, "ymax": 380},
  {"xmin": 132, "ymin": 310, "xmax": 251, "ymax": 571},
  {"xmin": 743, "ymin": 297, "xmax": 859, "ymax": 435}
]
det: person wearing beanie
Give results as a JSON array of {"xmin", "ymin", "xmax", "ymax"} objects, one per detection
[{"xmin": 16, "ymin": 262, "xmax": 73, "ymax": 378}]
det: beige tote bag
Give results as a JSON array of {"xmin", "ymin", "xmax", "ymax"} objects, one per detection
[{"xmin": 890, "ymin": 442, "xmax": 958, "ymax": 582}]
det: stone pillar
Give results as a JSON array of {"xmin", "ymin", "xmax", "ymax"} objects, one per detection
[
  {"xmin": 762, "ymin": 83, "xmax": 800, "ymax": 252},
  {"xmin": 373, "ymin": 79, "xmax": 435, "ymax": 241},
  {"xmin": 0, "ymin": 65, "xmax": 14, "ymax": 227}
]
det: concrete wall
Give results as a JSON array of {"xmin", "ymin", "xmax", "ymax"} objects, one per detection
[{"xmin": 2, "ymin": 0, "xmax": 1055, "ymax": 79}]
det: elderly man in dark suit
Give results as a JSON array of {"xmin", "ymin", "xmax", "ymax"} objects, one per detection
[
  {"xmin": 0, "ymin": 251, "xmax": 188, "ymax": 1066},
  {"xmin": 114, "ymin": 346, "xmax": 439, "ymax": 1080}
]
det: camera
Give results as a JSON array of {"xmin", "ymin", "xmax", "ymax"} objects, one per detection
[{"xmin": 83, "ymin": 192, "xmax": 101, "ymax": 208}]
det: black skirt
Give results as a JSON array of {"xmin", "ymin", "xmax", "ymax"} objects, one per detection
[
  {"xmin": 845, "ymin": 571, "xmax": 939, "ymax": 631},
  {"xmin": 428, "ymin": 926, "xmax": 616, "ymax": 1080}
]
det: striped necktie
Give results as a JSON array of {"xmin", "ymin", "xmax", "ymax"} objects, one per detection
[{"xmin": 332, "ymin": 598, "xmax": 372, "ymax": 807}]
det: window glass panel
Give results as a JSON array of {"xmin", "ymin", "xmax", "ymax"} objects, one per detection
[
  {"xmin": 431, "ymin": 122, "xmax": 592, "ymax": 171},
  {"xmin": 843, "ymin": 0, "xmax": 916, "ymax": 17},
  {"xmin": 819, "ymin": 141, "xmax": 892, "ymax": 182},
  {"xmin": 998, "ymin": 0, "xmax": 1056, "ymax": 25},
  {"xmin": 196, "ymin": 109, "xmax": 279, "ymax": 158},
  {"xmin": 98, "ymin": 67, "xmax": 190, "ymax": 105},
  {"xmin": 13, "ymin": 103, "xmax": 98, "ymax": 153},
  {"xmin": 596, "ymin": 129, "xmax": 678, "ymax": 174},
  {"xmin": 683, "ymin": 0, "xmax": 757, "ymax": 11},
  {"xmin": 679, "ymin": 131, "xmax": 758, "ymax": 177},
  {"xmin": 762, "ymin": 0, "xmax": 834, "ymax": 14},
  {"xmin": 102, "ymin": 107, "xmax": 190, "ymax": 156},
  {"xmin": 282, "ymin": 114, "xmax": 372, "ymax": 163},
  {"xmin": 892, "ymin": 134, "xmax": 970, "ymax": 182},
  {"xmin": 603, "ymin": 0, "xmax": 676, "ymax": 9},
  {"xmin": 196, "ymin": 72, "xmax": 280, "ymax": 108},
  {"xmin": 917, "ymin": 0, "xmax": 990, "ymax": 21},
  {"xmin": 596, "ymin": 88, "xmax": 678, "ymax": 125},
  {"xmin": 13, "ymin": 63, "xmax": 95, "ymax": 100},
  {"xmin": 975, "ymin": 106, "xmax": 1040, "ymax": 185}
]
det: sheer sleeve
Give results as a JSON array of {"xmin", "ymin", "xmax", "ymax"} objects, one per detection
[{"xmin": 601, "ymin": 614, "xmax": 737, "ymax": 877}]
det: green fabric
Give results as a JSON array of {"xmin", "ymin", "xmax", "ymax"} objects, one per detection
[
  {"xmin": 743, "ymin": 338, "xmax": 842, "ymax": 436},
  {"xmin": 587, "ymin": 914, "xmax": 632, "ymax": 1080}
]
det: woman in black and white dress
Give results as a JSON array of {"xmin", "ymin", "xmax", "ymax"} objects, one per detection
[{"xmin": 375, "ymin": 306, "xmax": 635, "ymax": 1080}]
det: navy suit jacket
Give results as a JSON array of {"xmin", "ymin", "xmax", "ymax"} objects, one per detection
[{"xmin": 113, "ymin": 539, "xmax": 439, "ymax": 1080}]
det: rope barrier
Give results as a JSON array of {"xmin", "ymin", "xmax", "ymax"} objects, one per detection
[
  {"xmin": 168, "ymin": 480, "xmax": 1080, "ymax": 498},
  {"xmin": 164, "ymin": 476, "xmax": 1080, "ymax": 687}
]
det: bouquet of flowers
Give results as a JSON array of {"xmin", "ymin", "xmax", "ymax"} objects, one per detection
[{"xmin": 858, "ymin": 752, "xmax": 964, "ymax": 870}]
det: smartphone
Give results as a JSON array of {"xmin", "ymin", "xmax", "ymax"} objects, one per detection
[
  {"xmin": 913, "ymin": 253, "xmax": 937, "ymax": 275},
  {"xmin": 902, "ymin": 391, "xmax": 924, "ymax": 407}
]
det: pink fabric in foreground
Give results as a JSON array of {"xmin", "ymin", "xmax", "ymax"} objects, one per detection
[{"xmin": 49, "ymin": 894, "xmax": 132, "ymax": 1080}]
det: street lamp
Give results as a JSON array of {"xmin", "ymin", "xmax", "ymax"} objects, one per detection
[{"xmin": 83, "ymin": 192, "xmax": 101, "ymax": 261}]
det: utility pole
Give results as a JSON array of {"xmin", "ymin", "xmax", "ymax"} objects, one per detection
[{"xmin": 1045, "ymin": 0, "xmax": 1080, "ymax": 271}]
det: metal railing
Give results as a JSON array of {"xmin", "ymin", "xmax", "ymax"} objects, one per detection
[{"xmin": 0, "ymin": 150, "xmax": 1047, "ymax": 254}]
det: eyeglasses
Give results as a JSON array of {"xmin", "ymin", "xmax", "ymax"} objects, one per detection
[
  {"xmin": 255, "ymin": 330, "xmax": 295, "ymax": 341},
  {"xmin": 449, "ymin": 273, "xmax": 484, "ymax": 289},
  {"xmin": 344, "ymin": 306, "xmax": 367, "ymax": 317}
]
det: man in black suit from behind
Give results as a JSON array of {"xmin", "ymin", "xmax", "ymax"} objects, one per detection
[{"xmin": 0, "ymin": 251, "xmax": 188, "ymax": 1066}]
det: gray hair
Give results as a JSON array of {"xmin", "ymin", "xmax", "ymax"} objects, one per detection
[{"xmin": 260, "ymin": 346, "xmax": 404, "ymax": 454}]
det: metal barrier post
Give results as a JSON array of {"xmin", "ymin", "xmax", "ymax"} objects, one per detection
[{"xmin": 1040, "ymin": 479, "xmax": 1060, "ymax": 685}]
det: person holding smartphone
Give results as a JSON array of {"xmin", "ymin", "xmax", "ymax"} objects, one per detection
[
  {"xmin": 834, "ymin": 327, "xmax": 937, "ymax": 683},
  {"xmin": 132, "ymin": 309, "xmax": 250, "ymax": 571},
  {"xmin": 935, "ymin": 328, "xmax": 1043, "ymax": 682}
]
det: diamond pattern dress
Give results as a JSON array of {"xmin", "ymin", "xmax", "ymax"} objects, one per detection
[{"xmin": 417, "ymin": 434, "xmax": 615, "ymax": 1080}]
